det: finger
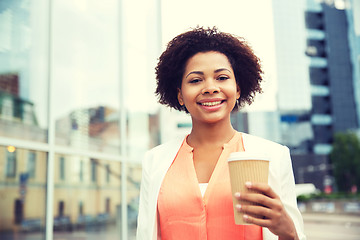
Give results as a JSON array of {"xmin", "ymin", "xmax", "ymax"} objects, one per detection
[
  {"xmin": 238, "ymin": 192, "xmax": 283, "ymax": 212},
  {"xmin": 238, "ymin": 192, "xmax": 273, "ymax": 208},
  {"xmin": 234, "ymin": 183, "xmax": 278, "ymax": 200},
  {"xmin": 245, "ymin": 182, "xmax": 279, "ymax": 199},
  {"xmin": 243, "ymin": 213, "xmax": 272, "ymax": 228},
  {"xmin": 238, "ymin": 203, "xmax": 277, "ymax": 220}
]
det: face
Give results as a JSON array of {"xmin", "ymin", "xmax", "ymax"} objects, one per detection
[{"xmin": 178, "ymin": 51, "xmax": 240, "ymax": 124}]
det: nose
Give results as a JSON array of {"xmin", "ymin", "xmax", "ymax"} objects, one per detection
[{"xmin": 201, "ymin": 79, "xmax": 220, "ymax": 94}]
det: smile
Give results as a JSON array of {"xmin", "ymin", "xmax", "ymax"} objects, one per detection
[{"xmin": 199, "ymin": 101, "xmax": 223, "ymax": 106}]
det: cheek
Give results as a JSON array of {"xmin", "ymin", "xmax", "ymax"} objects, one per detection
[
  {"xmin": 181, "ymin": 86, "xmax": 197, "ymax": 99},
  {"xmin": 226, "ymin": 84, "xmax": 239, "ymax": 98},
  {"xmin": 182, "ymin": 92, "xmax": 194, "ymax": 105}
]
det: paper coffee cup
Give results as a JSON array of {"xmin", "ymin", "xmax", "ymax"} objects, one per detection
[{"xmin": 228, "ymin": 152, "xmax": 269, "ymax": 225}]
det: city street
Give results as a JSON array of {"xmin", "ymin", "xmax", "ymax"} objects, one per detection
[
  {"xmin": 303, "ymin": 213, "xmax": 360, "ymax": 240},
  {"xmin": 1, "ymin": 213, "xmax": 359, "ymax": 240}
]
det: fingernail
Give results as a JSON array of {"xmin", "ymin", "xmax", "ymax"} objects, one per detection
[
  {"xmin": 236, "ymin": 204, "xmax": 241, "ymax": 210},
  {"xmin": 243, "ymin": 214, "xmax": 249, "ymax": 221},
  {"xmin": 245, "ymin": 181, "xmax": 252, "ymax": 188},
  {"xmin": 234, "ymin": 192, "xmax": 240, "ymax": 198}
]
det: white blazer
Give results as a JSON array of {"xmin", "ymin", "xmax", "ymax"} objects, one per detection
[{"xmin": 136, "ymin": 133, "xmax": 306, "ymax": 240}]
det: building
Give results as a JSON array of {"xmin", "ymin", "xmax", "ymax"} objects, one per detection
[
  {"xmin": 303, "ymin": 0, "xmax": 360, "ymax": 190},
  {"xmin": 306, "ymin": 0, "xmax": 359, "ymax": 153},
  {"xmin": 272, "ymin": 0, "xmax": 311, "ymax": 112},
  {"xmin": 0, "ymin": 73, "xmax": 45, "ymax": 141},
  {"xmin": 0, "ymin": 103, "xmax": 143, "ymax": 232},
  {"xmin": 246, "ymin": 111, "xmax": 282, "ymax": 143},
  {"xmin": 0, "ymin": 0, "xmax": 162, "ymax": 239},
  {"xmin": 159, "ymin": 106, "xmax": 192, "ymax": 143},
  {"xmin": 346, "ymin": 0, "xmax": 360, "ymax": 125}
]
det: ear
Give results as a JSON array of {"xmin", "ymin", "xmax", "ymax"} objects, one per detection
[
  {"xmin": 236, "ymin": 85, "xmax": 241, "ymax": 99},
  {"xmin": 177, "ymin": 88, "xmax": 184, "ymax": 106}
]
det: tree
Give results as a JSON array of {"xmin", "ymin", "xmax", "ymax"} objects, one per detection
[{"xmin": 329, "ymin": 132, "xmax": 360, "ymax": 192}]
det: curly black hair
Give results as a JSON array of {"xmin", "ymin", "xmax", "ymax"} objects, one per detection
[{"xmin": 155, "ymin": 26, "xmax": 263, "ymax": 112}]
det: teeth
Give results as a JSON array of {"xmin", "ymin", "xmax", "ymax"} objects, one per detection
[{"xmin": 201, "ymin": 101, "xmax": 222, "ymax": 106}]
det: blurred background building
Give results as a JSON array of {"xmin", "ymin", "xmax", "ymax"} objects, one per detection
[
  {"xmin": 0, "ymin": 0, "xmax": 359, "ymax": 239},
  {"xmin": 232, "ymin": 0, "xmax": 360, "ymax": 192},
  {"xmin": 0, "ymin": 0, "xmax": 160, "ymax": 239},
  {"xmin": 303, "ymin": 0, "xmax": 360, "ymax": 190}
]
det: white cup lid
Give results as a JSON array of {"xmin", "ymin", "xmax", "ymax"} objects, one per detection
[{"xmin": 227, "ymin": 152, "xmax": 269, "ymax": 162}]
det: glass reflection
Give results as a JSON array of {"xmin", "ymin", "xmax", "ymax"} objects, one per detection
[
  {"xmin": 52, "ymin": 155, "xmax": 125, "ymax": 239},
  {"xmin": 0, "ymin": 0, "xmax": 49, "ymax": 142},
  {"xmin": 52, "ymin": 0, "xmax": 121, "ymax": 153},
  {"xmin": 0, "ymin": 146, "xmax": 47, "ymax": 240},
  {"xmin": 55, "ymin": 106, "xmax": 121, "ymax": 154},
  {"xmin": 127, "ymin": 162, "xmax": 142, "ymax": 235}
]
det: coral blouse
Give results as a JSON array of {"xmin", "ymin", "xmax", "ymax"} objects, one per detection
[{"xmin": 157, "ymin": 132, "xmax": 262, "ymax": 240}]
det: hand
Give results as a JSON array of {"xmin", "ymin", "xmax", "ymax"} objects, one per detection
[{"xmin": 234, "ymin": 182, "xmax": 299, "ymax": 240}]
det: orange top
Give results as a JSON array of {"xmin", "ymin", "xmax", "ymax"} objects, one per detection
[{"xmin": 157, "ymin": 132, "xmax": 262, "ymax": 240}]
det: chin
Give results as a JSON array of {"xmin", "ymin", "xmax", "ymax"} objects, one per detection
[{"xmin": 202, "ymin": 116, "xmax": 228, "ymax": 124}]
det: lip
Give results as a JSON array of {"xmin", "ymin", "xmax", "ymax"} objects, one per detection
[
  {"xmin": 198, "ymin": 98, "xmax": 224, "ymax": 104},
  {"xmin": 197, "ymin": 98, "xmax": 225, "ymax": 111}
]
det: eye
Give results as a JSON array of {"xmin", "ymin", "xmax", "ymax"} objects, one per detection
[
  {"xmin": 217, "ymin": 75, "xmax": 229, "ymax": 81},
  {"xmin": 189, "ymin": 78, "xmax": 202, "ymax": 84}
]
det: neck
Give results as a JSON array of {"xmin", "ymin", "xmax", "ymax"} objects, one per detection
[{"xmin": 188, "ymin": 117, "xmax": 236, "ymax": 147}]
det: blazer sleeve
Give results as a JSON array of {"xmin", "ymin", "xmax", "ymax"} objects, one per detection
[{"xmin": 279, "ymin": 146, "xmax": 306, "ymax": 240}]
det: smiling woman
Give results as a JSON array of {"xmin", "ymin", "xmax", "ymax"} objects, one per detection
[
  {"xmin": 177, "ymin": 51, "xmax": 240, "ymax": 125},
  {"xmin": 155, "ymin": 27, "xmax": 263, "ymax": 112},
  {"xmin": 137, "ymin": 27, "xmax": 306, "ymax": 240}
]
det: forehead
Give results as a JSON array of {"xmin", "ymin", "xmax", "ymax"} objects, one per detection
[{"xmin": 184, "ymin": 51, "xmax": 232, "ymax": 71}]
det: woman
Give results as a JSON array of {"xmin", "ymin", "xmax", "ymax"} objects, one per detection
[{"xmin": 137, "ymin": 27, "xmax": 306, "ymax": 240}]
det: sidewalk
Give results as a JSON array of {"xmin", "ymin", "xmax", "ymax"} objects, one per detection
[{"xmin": 302, "ymin": 212, "xmax": 360, "ymax": 225}]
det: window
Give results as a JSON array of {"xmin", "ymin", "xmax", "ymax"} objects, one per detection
[
  {"xmin": 0, "ymin": 0, "xmax": 158, "ymax": 239},
  {"xmin": 22, "ymin": 103, "xmax": 35, "ymax": 125},
  {"xmin": 1, "ymin": 97, "xmax": 14, "ymax": 120},
  {"xmin": 14, "ymin": 199, "xmax": 23, "ymax": 224},
  {"xmin": 105, "ymin": 198, "xmax": 110, "ymax": 213},
  {"xmin": 58, "ymin": 201, "xmax": 65, "ymax": 217},
  {"xmin": 106, "ymin": 164, "xmax": 110, "ymax": 183},
  {"xmin": 27, "ymin": 151, "xmax": 36, "ymax": 178},
  {"xmin": 79, "ymin": 160, "xmax": 83, "ymax": 182},
  {"xmin": 91, "ymin": 159, "xmax": 97, "ymax": 182},
  {"xmin": 6, "ymin": 149, "xmax": 16, "ymax": 178},
  {"xmin": 79, "ymin": 201, "xmax": 83, "ymax": 216},
  {"xmin": 59, "ymin": 157, "xmax": 65, "ymax": 180}
]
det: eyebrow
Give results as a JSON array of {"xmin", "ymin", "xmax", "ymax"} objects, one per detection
[{"xmin": 185, "ymin": 68, "xmax": 232, "ymax": 79}]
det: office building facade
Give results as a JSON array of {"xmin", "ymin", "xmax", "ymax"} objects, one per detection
[
  {"xmin": 0, "ymin": 0, "xmax": 161, "ymax": 239},
  {"xmin": 301, "ymin": 0, "xmax": 360, "ymax": 190},
  {"xmin": 305, "ymin": 0, "xmax": 359, "ymax": 154}
]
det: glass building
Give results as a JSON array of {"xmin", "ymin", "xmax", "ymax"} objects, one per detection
[
  {"xmin": 271, "ymin": 0, "xmax": 314, "ymax": 153},
  {"xmin": 0, "ymin": 0, "xmax": 161, "ymax": 239},
  {"xmin": 346, "ymin": 0, "xmax": 360, "ymax": 126},
  {"xmin": 305, "ymin": 0, "xmax": 359, "ymax": 154},
  {"xmin": 297, "ymin": 0, "xmax": 360, "ymax": 190},
  {"xmin": 272, "ymin": 0, "xmax": 311, "ymax": 112}
]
